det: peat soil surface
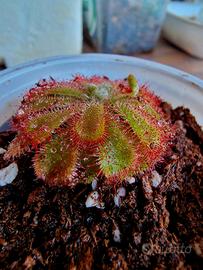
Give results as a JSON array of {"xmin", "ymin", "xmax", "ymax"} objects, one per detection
[{"xmin": 0, "ymin": 105, "xmax": 202, "ymax": 270}]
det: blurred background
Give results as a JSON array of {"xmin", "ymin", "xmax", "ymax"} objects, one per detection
[{"xmin": 0, "ymin": 0, "xmax": 203, "ymax": 78}]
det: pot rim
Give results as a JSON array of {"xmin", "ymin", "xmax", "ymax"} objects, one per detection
[{"xmin": 0, "ymin": 53, "xmax": 203, "ymax": 88}]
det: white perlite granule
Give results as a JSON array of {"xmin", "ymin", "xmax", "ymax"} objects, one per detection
[
  {"xmin": 0, "ymin": 148, "xmax": 6, "ymax": 154},
  {"xmin": 91, "ymin": 178, "xmax": 97, "ymax": 190},
  {"xmin": 113, "ymin": 227, "xmax": 121, "ymax": 243},
  {"xmin": 0, "ymin": 162, "xmax": 18, "ymax": 186},
  {"xmin": 125, "ymin": 176, "xmax": 136, "ymax": 184},
  {"xmin": 85, "ymin": 191, "xmax": 104, "ymax": 209},
  {"xmin": 114, "ymin": 187, "xmax": 126, "ymax": 207},
  {"xmin": 151, "ymin": 170, "xmax": 162, "ymax": 188}
]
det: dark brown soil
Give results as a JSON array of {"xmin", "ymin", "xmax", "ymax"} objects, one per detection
[{"xmin": 0, "ymin": 105, "xmax": 202, "ymax": 270}]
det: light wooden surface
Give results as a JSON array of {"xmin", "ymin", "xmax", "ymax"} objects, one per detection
[
  {"xmin": 136, "ymin": 39, "xmax": 203, "ymax": 79},
  {"xmin": 84, "ymin": 38, "xmax": 203, "ymax": 79}
]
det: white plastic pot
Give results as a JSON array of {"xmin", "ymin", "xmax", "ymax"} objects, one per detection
[
  {"xmin": 0, "ymin": 54, "xmax": 202, "ymax": 131},
  {"xmin": 163, "ymin": 2, "xmax": 203, "ymax": 59}
]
